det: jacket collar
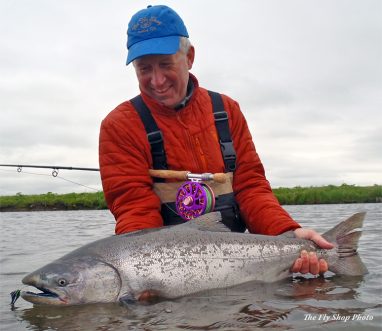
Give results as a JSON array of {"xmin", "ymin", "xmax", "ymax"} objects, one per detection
[{"xmin": 174, "ymin": 78, "xmax": 194, "ymax": 110}]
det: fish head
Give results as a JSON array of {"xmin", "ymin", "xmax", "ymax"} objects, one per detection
[{"xmin": 21, "ymin": 256, "xmax": 121, "ymax": 305}]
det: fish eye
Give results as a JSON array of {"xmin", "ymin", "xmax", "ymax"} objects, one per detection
[{"xmin": 57, "ymin": 278, "xmax": 67, "ymax": 287}]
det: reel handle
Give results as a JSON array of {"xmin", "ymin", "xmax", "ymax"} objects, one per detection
[{"xmin": 148, "ymin": 169, "xmax": 227, "ymax": 183}]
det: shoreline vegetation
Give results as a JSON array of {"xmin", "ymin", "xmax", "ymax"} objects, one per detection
[{"xmin": 0, "ymin": 184, "xmax": 381, "ymax": 212}]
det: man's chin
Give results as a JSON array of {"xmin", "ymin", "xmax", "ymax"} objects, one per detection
[
  {"xmin": 148, "ymin": 91, "xmax": 181, "ymax": 108},
  {"xmin": 156, "ymin": 97, "xmax": 177, "ymax": 109}
]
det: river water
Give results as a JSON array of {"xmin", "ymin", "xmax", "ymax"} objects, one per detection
[{"xmin": 0, "ymin": 204, "xmax": 381, "ymax": 331}]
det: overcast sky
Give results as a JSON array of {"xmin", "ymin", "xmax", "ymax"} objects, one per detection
[{"xmin": 0, "ymin": 0, "xmax": 381, "ymax": 195}]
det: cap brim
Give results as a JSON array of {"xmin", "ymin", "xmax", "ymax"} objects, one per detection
[{"xmin": 126, "ymin": 35, "xmax": 181, "ymax": 65}]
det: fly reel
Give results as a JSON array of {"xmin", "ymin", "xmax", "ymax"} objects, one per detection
[
  {"xmin": 148, "ymin": 169, "xmax": 227, "ymax": 221},
  {"xmin": 175, "ymin": 181, "xmax": 215, "ymax": 221}
]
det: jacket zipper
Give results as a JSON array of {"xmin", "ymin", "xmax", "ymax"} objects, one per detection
[
  {"xmin": 176, "ymin": 113, "xmax": 202, "ymax": 171},
  {"xmin": 195, "ymin": 137, "xmax": 207, "ymax": 171}
]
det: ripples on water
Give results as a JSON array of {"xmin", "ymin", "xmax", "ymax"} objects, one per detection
[{"xmin": 0, "ymin": 204, "xmax": 381, "ymax": 330}]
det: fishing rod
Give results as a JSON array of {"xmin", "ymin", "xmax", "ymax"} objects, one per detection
[
  {"xmin": 0, "ymin": 164, "xmax": 226, "ymax": 181},
  {"xmin": 0, "ymin": 164, "xmax": 100, "ymax": 177},
  {"xmin": 1, "ymin": 164, "xmax": 230, "ymax": 219}
]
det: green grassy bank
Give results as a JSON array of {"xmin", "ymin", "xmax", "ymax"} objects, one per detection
[{"xmin": 0, "ymin": 184, "xmax": 381, "ymax": 212}]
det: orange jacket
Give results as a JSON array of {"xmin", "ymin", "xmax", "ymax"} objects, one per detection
[{"xmin": 99, "ymin": 74, "xmax": 300, "ymax": 235}]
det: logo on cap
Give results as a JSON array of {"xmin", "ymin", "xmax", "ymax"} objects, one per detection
[{"xmin": 132, "ymin": 17, "xmax": 162, "ymax": 34}]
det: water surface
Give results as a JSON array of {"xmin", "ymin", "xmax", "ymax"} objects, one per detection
[{"xmin": 0, "ymin": 204, "xmax": 381, "ymax": 330}]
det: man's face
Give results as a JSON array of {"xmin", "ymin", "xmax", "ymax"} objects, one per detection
[{"xmin": 133, "ymin": 47, "xmax": 194, "ymax": 108}]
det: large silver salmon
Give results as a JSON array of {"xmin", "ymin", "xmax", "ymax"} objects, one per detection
[{"xmin": 21, "ymin": 212, "xmax": 368, "ymax": 305}]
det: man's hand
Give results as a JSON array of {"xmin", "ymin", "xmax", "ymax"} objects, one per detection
[{"xmin": 291, "ymin": 228, "xmax": 335, "ymax": 275}]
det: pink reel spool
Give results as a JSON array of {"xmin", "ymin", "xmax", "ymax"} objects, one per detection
[{"xmin": 175, "ymin": 181, "xmax": 215, "ymax": 220}]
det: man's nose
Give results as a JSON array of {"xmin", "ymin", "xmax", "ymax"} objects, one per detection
[{"xmin": 151, "ymin": 68, "xmax": 166, "ymax": 87}]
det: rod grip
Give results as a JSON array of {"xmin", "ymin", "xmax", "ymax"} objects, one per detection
[
  {"xmin": 148, "ymin": 169, "xmax": 189, "ymax": 181},
  {"xmin": 148, "ymin": 169, "xmax": 227, "ymax": 183}
]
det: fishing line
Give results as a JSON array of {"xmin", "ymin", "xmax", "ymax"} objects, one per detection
[
  {"xmin": 0, "ymin": 168, "xmax": 52, "ymax": 177},
  {"xmin": 55, "ymin": 175, "xmax": 99, "ymax": 191},
  {"xmin": 0, "ymin": 168, "xmax": 99, "ymax": 191}
]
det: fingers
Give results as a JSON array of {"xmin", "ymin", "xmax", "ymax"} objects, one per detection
[
  {"xmin": 290, "ymin": 250, "xmax": 310, "ymax": 274},
  {"xmin": 294, "ymin": 228, "xmax": 335, "ymax": 249},
  {"xmin": 300, "ymin": 250, "xmax": 310, "ymax": 274},
  {"xmin": 291, "ymin": 257, "xmax": 303, "ymax": 273},
  {"xmin": 292, "ymin": 228, "xmax": 332, "ymax": 276},
  {"xmin": 311, "ymin": 233, "xmax": 335, "ymax": 249},
  {"xmin": 291, "ymin": 250, "xmax": 328, "ymax": 276},
  {"xmin": 309, "ymin": 252, "xmax": 319, "ymax": 275},
  {"xmin": 319, "ymin": 258, "xmax": 329, "ymax": 274}
]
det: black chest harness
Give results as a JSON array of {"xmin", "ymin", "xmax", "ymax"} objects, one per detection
[{"xmin": 130, "ymin": 91, "xmax": 246, "ymax": 232}]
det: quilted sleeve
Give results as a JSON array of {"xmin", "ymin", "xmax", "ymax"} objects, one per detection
[
  {"xmin": 222, "ymin": 96, "xmax": 301, "ymax": 235},
  {"xmin": 99, "ymin": 103, "xmax": 163, "ymax": 234}
]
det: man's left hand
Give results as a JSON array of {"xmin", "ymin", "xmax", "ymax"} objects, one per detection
[{"xmin": 291, "ymin": 228, "xmax": 335, "ymax": 275}]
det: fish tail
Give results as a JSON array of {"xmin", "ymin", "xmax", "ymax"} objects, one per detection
[{"xmin": 322, "ymin": 212, "xmax": 368, "ymax": 276}]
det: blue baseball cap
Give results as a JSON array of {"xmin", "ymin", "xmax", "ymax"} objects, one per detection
[{"xmin": 126, "ymin": 5, "xmax": 189, "ymax": 65}]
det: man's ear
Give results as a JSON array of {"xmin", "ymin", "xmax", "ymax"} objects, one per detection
[{"xmin": 187, "ymin": 46, "xmax": 195, "ymax": 69}]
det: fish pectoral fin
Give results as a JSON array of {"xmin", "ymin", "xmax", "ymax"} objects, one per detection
[
  {"xmin": 119, "ymin": 289, "xmax": 162, "ymax": 306},
  {"xmin": 137, "ymin": 289, "xmax": 161, "ymax": 304}
]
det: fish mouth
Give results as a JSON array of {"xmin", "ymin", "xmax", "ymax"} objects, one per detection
[{"xmin": 21, "ymin": 287, "xmax": 67, "ymax": 305}]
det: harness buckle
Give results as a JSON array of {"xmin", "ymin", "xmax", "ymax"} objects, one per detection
[
  {"xmin": 147, "ymin": 130, "xmax": 163, "ymax": 145},
  {"xmin": 147, "ymin": 131, "xmax": 167, "ymax": 169},
  {"xmin": 219, "ymin": 140, "xmax": 236, "ymax": 159},
  {"xmin": 219, "ymin": 140, "xmax": 236, "ymax": 171},
  {"xmin": 214, "ymin": 111, "xmax": 228, "ymax": 122}
]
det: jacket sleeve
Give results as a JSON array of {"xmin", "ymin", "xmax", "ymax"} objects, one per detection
[
  {"xmin": 223, "ymin": 97, "xmax": 301, "ymax": 235},
  {"xmin": 99, "ymin": 103, "xmax": 163, "ymax": 234}
]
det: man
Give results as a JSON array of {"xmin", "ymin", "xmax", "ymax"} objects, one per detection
[{"xmin": 99, "ymin": 5, "xmax": 333, "ymax": 275}]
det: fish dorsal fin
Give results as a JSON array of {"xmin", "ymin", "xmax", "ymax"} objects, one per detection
[{"xmin": 181, "ymin": 212, "xmax": 231, "ymax": 232}]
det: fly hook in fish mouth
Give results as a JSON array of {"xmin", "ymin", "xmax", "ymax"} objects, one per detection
[
  {"xmin": 10, "ymin": 287, "xmax": 59, "ymax": 307},
  {"xmin": 10, "ymin": 289, "xmax": 21, "ymax": 307}
]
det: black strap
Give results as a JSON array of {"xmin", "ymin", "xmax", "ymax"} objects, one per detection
[
  {"xmin": 130, "ymin": 91, "xmax": 237, "ymax": 174},
  {"xmin": 130, "ymin": 96, "xmax": 167, "ymax": 182},
  {"xmin": 208, "ymin": 91, "xmax": 237, "ymax": 172}
]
